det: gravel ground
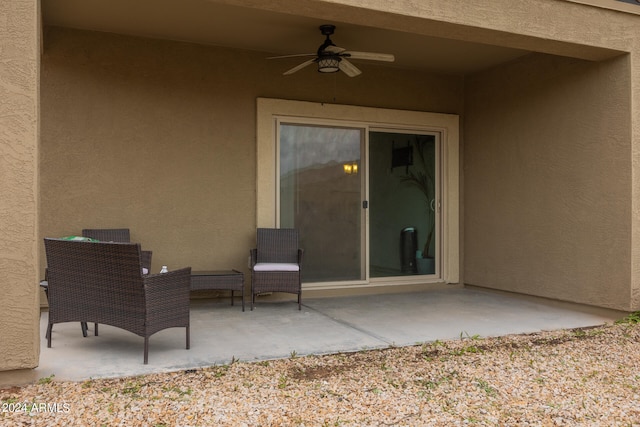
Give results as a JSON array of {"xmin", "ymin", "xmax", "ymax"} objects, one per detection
[{"xmin": 2, "ymin": 320, "xmax": 639, "ymax": 426}]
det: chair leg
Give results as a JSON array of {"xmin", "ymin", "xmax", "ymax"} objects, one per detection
[
  {"xmin": 230, "ymin": 290, "xmax": 235, "ymax": 306},
  {"xmin": 251, "ymin": 277, "xmax": 255, "ymax": 311},
  {"xmin": 144, "ymin": 337, "xmax": 149, "ymax": 365},
  {"xmin": 44, "ymin": 288, "xmax": 51, "ymax": 341},
  {"xmin": 81, "ymin": 322, "xmax": 88, "ymax": 337},
  {"xmin": 46, "ymin": 323, "xmax": 53, "ymax": 347},
  {"xmin": 298, "ymin": 292, "xmax": 302, "ymax": 310},
  {"xmin": 186, "ymin": 325, "xmax": 190, "ymax": 350},
  {"xmin": 94, "ymin": 323, "xmax": 99, "ymax": 336}
]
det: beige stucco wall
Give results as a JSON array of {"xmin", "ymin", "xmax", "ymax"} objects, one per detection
[
  {"xmin": 464, "ymin": 53, "xmax": 633, "ymax": 310},
  {"xmin": 39, "ymin": 27, "xmax": 463, "ymax": 282},
  {"xmin": 0, "ymin": 0, "xmax": 40, "ymax": 374}
]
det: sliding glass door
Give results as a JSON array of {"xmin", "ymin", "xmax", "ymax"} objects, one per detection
[
  {"xmin": 369, "ymin": 131, "xmax": 438, "ymax": 277},
  {"xmin": 279, "ymin": 123, "xmax": 365, "ymax": 282},
  {"xmin": 278, "ymin": 121, "xmax": 439, "ymax": 284}
]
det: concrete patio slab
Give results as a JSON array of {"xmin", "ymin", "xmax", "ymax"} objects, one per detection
[{"xmin": 35, "ymin": 286, "xmax": 625, "ymax": 383}]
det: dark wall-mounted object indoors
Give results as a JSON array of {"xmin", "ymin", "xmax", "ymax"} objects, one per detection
[{"xmin": 392, "ymin": 144, "xmax": 413, "ymax": 170}]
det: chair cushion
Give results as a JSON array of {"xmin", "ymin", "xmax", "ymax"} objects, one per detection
[
  {"xmin": 253, "ymin": 262, "xmax": 300, "ymax": 272},
  {"xmin": 61, "ymin": 236, "xmax": 98, "ymax": 242}
]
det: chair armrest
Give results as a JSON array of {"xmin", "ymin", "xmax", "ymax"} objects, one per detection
[
  {"xmin": 143, "ymin": 267, "xmax": 192, "ymax": 300},
  {"xmin": 298, "ymin": 249, "xmax": 304, "ymax": 267},
  {"xmin": 250, "ymin": 248, "xmax": 257, "ymax": 267},
  {"xmin": 143, "ymin": 267, "xmax": 191, "ymax": 334}
]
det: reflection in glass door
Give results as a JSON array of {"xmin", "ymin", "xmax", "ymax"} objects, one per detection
[
  {"xmin": 279, "ymin": 123, "xmax": 364, "ymax": 283},
  {"xmin": 369, "ymin": 131, "xmax": 438, "ymax": 277}
]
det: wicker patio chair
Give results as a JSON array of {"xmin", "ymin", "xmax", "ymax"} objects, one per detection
[
  {"xmin": 44, "ymin": 238, "xmax": 191, "ymax": 364},
  {"xmin": 250, "ymin": 228, "xmax": 303, "ymax": 310},
  {"xmin": 82, "ymin": 228, "xmax": 152, "ymax": 272},
  {"xmin": 81, "ymin": 228, "xmax": 153, "ymax": 336}
]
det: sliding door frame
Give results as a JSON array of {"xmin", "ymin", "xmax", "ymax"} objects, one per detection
[{"xmin": 257, "ymin": 98, "xmax": 459, "ymax": 290}]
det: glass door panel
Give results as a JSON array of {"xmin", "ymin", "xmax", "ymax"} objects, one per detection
[
  {"xmin": 369, "ymin": 131, "xmax": 438, "ymax": 277},
  {"xmin": 279, "ymin": 123, "xmax": 364, "ymax": 282}
]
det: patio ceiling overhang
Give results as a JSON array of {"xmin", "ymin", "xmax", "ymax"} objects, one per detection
[{"xmin": 41, "ymin": 0, "xmax": 625, "ymax": 76}]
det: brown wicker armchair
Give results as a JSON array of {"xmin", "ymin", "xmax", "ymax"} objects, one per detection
[
  {"xmin": 81, "ymin": 228, "xmax": 153, "ymax": 336},
  {"xmin": 44, "ymin": 238, "xmax": 191, "ymax": 364},
  {"xmin": 82, "ymin": 228, "xmax": 152, "ymax": 273},
  {"xmin": 250, "ymin": 228, "xmax": 303, "ymax": 310}
]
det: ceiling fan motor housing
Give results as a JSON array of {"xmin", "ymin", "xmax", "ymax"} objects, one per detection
[
  {"xmin": 317, "ymin": 25, "xmax": 338, "ymax": 56},
  {"xmin": 319, "ymin": 24, "xmax": 336, "ymax": 36}
]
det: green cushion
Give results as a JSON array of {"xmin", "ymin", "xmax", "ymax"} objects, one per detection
[{"xmin": 60, "ymin": 236, "xmax": 99, "ymax": 242}]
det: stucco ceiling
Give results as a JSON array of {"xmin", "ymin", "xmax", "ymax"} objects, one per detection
[{"xmin": 42, "ymin": 0, "xmax": 532, "ymax": 75}]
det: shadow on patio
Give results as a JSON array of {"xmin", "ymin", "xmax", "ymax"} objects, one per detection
[{"xmin": 36, "ymin": 286, "xmax": 624, "ymax": 382}]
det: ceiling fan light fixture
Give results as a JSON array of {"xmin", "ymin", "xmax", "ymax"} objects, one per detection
[{"xmin": 317, "ymin": 56, "xmax": 341, "ymax": 73}]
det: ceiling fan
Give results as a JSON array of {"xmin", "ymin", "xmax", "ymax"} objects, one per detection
[{"xmin": 268, "ymin": 24, "xmax": 395, "ymax": 77}]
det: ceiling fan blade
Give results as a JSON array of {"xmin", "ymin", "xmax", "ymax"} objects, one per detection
[
  {"xmin": 283, "ymin": 59, "xmax": 316, "ymax": 75},
  {"xmin": 339, "ymin": 59, "xmax": 362, "ymax": 77},
  {"xmin": 344, "ymin": 51, "xmax": 395, "ymax": 62},
  {"xmin": 267, "ymin": 53, "xmax": 316, "ymax": 60},
  {"xmin": 324, "ymin": 45, "xmax": 346, "ymax": 54}
]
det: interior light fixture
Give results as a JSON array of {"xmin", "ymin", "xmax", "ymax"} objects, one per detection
[
  {"xmin": 318, "ymin": 56, "xmax": 341, "ymax": 73},
  {"xmin": 343, "ymin": 162, "xmax": 358, "ymax": 175}
]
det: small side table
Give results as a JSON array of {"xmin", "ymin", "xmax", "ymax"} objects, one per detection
[{"xmin": 191, "ymin": 270, "xmax": 245, "ymax": 311}]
